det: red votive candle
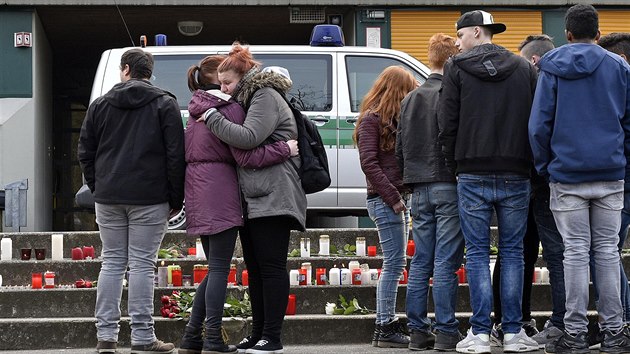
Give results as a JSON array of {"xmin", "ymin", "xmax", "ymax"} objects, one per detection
[
  {"xmin": 71, "ymin": 247, "xmax": 84, "ymax": 260},
  {"xmin": 367, "ymin": 246, "xmax": 377, "ymax": 257},
  {"xmin": 298, "ymin": 268, "xmax": 307, "ymax": 286},
  {"xmin": 316, "ymin": 268, "xmax": 327, "ymax": 285},
  {"xmin": 285, "ymin": 294, "xmax": 296, "ymax": 315},
  {"xmin": 406, "ymin": 240, "xmax": 415, "ymax": 257},
  {"xmin": 242, "ymin": 270, "xmax": 249, "ymax": 286},
  {"xmin": 32, "ymin": 273, "xmax": 43, "ymax": 289},
  {"xmin": 171, "ymin": 267, "xmax": 182, "ymax": 287},
  {"xmin": 82, "ymin": 246, "xmax": 95, "ymax": 259},
  {"xmin": 188, "ymin": 247, "xmax": 196, "ymax": 257}
]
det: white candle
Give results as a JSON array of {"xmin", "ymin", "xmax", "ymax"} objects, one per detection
[
  {"xmin": 0, "ymin": 274, "xmax": 3, "ymax": 287},
  {"xmin": 1, "ymin": 238, "xmax": 12, "ymax": 261},
  {"xmin": 356, "ymin": 237, "xmax": 366, "ymax": 257},
  {"xmin": 541, "ymin": 267, "xmax": 550, "ymax": 284},
  {"xmin": 329, "ymin": 267, "xmax": 341, "ymax": 286},
  {"xmin": 289, "ymin": 269, "xmax": 300, "ymax": 286},
  {"xmin": 348, "ymin": 261, "xmax": 360, "ymax": 272},
  {"xmin": 319, "ymin": 235, "xmax": 329, "ymax": 256},
  {"xmin": 300, "ymin": 238, "xmax": 310, "ymax": 257},
  {"xmin": 340, "ymin": 268, "xmax": 351, "ymax": 285},
  {"xmin": 51, "ymin": 234, "xmax": 64, "ymax": 260},
  {"xmin": 369, "ymin": 269, "xmax": 379, "ymax": 285},
  {"xmin": 195, "ymin": 238, "xmax": 205, "ymax": 260}
]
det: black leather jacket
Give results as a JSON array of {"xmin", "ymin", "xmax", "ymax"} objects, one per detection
[{"xmin": 396, "ymin": 73, "xmax": 455, "ymax": 185}]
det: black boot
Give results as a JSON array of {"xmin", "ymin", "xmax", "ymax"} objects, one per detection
[
  {"xmin": 377, "ymin": 318, "xmax": 410, "ymax": 348},
  {"xmin": 202, "ymin": 326, "xmax": 237, "ymax": 354},
  {"xmin": 178, "ymin": 324, "xmax": 203, "ymax": 354}
]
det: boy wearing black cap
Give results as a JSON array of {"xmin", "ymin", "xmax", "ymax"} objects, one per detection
[{"xmin": 438, "ymin": 9, "xmax": 539, "ymax": 354}]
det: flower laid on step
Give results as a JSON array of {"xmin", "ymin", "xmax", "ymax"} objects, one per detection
[
  {"xmin": 160, "ymin": 290, "xmax": 193, "ymax": 319},
  {"xmin": 74, "ymin": 279, "xmax": 94, "ymax": 288},
  {"xmin": 325, "ymin": 294, "xmax": 373, "ymax": 315},
  {"xmin": 223, "ymin": 293, "xmax": 252, "ymax": 318}
]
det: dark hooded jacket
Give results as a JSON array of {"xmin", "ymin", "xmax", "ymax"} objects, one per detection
[
  {"xmin": 438, "ymin": 43, "xmax": 537, "ymax": 176},
  {"xmin": 205, "ymin": 69, "xmax": 307, "ymax": 231},
  {"xmin": 185, "ymin": 89, "xmax": 290, "ymax": 236},
  {"xmin": 529, "ymin": 43, "xmax": 630, "ymax": 185},
  {"xmin": 78, "ymin": 79, "xmax": 185, "ymax": 209}
]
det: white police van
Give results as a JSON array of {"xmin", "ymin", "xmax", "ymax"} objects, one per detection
[{"xmin": 88, "ymin": 26, "xmax": 430, "ymax": 229}]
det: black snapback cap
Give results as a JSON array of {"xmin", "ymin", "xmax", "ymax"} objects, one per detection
[{"xmin": 456, "ymin": 10, "xmax": 506, "ymax": 34}]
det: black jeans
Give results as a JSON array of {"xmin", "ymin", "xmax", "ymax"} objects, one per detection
[
  {"xmin": 240, "ymin": 216, "xmax": 292, "ymax": 343},
  {"xmin": 492, "ymin": 203, "xmax": 539, "ymax": 324},
  {"xmin": 188, "ymin": 227, "xmax": 238, "ymax": 330}
]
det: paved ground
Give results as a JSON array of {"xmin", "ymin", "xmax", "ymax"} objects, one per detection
[{"xmin": 0, "ymin": 347, "xmax": 551, "ymax": 354}]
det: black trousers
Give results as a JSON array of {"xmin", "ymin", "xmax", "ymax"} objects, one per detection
[
  {"xmin": 492, "ymin": 203, "xmax": 540, "ymax": 324},
  {"xmin": 240, "ymin": 216, "xmax": 292, "ymax": 343},
  {"xmin": 188, "ymin": 227, "xmax": 239, "ymax": 330}
]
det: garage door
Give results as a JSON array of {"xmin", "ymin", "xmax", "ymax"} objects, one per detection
[
  {"xmin": 599, "ymin": 10, "xmax": 630, "ymax": 35},
  {"xmin": 391, "ymin": 10, "xmax": 461, "ymax": 64},
  {"xmin": 490, "ymin": 11, "xmax": 542, "ymax": 53}
]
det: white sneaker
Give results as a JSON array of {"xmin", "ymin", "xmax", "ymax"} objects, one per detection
[
  {"xmin": 456, "ymin": 329, "xmax": 491, "ymax": 354},
  {"xmin": 503, "ymin": 329, "xmax": 539, "ymax": 352}
]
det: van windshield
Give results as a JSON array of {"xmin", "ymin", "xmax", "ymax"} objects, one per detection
[{"xmin": 152, "ymin": 53, "xmax": 332, "ymax": 112}]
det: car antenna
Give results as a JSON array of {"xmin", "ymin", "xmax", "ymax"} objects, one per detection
[{"xmin": 114, "ymin": 0, "xmax": 135, "ymax": 47}]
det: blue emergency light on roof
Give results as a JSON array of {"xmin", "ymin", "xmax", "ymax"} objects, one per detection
[
  {"xmin": 155, "ymin": 34, "xmax": 168, "ymax": 46},
  {"xmin": 310, "ymin": 25, "xmax": 344, "ymax": 47}
]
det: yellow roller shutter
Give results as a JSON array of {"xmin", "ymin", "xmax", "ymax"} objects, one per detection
[
  {"xmin": 391, "ymin": 10, "xmax": 461, "ymax": 65},
  {"xmin": 491, "ymin": 11, "xmax": 542, "ymax": 54},
  {"xmin": 599, "ymin": 11, "xmax": 630, "ymax": 36}
]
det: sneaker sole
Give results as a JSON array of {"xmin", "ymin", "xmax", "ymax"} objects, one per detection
[
  {"xmin": 504, "ymin": 344, "xmax": 539, "ymax": 353},
  {"xmin": 378, "ymin": 341, "xmax": 410, "ymax": 348},
  {"xmin": 244, "ymin": 349, "xmax": 283, "ymax": 354},
  {"xmin": 202, "ymin": 350, "xmax": 236, "ymax": 354},
  {"xmin": 433, "ymin": 344, "xmax": 457, "ymax": 352},
  {"xmin": 456, "ymin": 346, "xmax": 491, "ymax": 354},
  {"xmin": 544, "ymin": 348, "xmax": 589, "ymax": 354},
  {"xmin": 178, "ymin": 350, "xmax": 201, "ymax": 354},
  {"xmin": 409, "ymin": 344, "xmax": 434, "ymax": 351},
  {"xmin": 131, "ymin": 350, "xmax": 175, "ymax": 354}
]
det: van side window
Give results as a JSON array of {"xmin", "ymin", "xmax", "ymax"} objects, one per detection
[
  {"xmin": 345, "ymin": 56, "xmax": 426, "ymax": 112},
  {"xmin": 257, "ymin": 54, "xmax": 332, "ymax": 112}
]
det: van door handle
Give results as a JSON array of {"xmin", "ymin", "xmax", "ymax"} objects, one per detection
[
  {"xmin": 346, "ymin": 116, "xmax": 358, "ymax": 125},
  {"xmin": 310, "ymin": 115, "xmax": 329, "ymax": 127}
]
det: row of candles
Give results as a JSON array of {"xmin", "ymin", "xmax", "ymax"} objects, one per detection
[
  {"xmin": 300, "ymin": 236, "xmax": 379, "ymax": 257},
  {"xmin": 0, "ymin": 235, "xmax": 91, "ymax": 261}
]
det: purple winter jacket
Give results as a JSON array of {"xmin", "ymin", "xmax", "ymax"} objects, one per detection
[{"xmin": 185, "ymin": 90, "xmax": 290, "ymax": 236}]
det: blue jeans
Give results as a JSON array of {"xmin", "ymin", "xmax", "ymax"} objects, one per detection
[
  {"xmin": 457, "ymin": 174, "xmax": 530, "ymax": 335},
  {"xmin": 551, "ymin": 181, "xmax": 624, "ymax": 334},
  {"xmin": 532, "ymin": 195, "xmax": 566, "ymax": 330},
  {"xmin": 94, "ymin": 202, "xmax": 169, "ymax": 345},
  {"xmin": 406, "ymin": 182, "xmax": 464, "ymax": 334},
  {"xmin": 367, "ymin": 195, "xmax": 409, "ymax": 325},
  {"xmin": 591, "ymin": 192, "xmax": 630, "ymax": 324}
]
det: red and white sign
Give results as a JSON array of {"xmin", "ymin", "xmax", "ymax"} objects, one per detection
[{"xmin": 14, "ymin": 32, "xmax": 32, "ymax": 47}]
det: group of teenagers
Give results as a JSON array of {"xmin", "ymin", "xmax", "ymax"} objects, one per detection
[
  {"xmin": 358, "ymin": 4, "xmax": 630, "ymax": 354},
  {"xmin": 78, "ymin": 3, "xmax": 630, "ymax": 354}
]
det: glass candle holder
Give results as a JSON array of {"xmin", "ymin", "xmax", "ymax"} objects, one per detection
[
  {"xmin": 318, "ymin": 235, "xmax": 329, "ymax": 256},
  {"xmin": 367, "ymin": 246, "xmax": 377, "ymax": 257},
  {"xmin": 35, "ymin": 248, "xmax": 46, "ymax": 260},
  {"xmin": 355, "ymin": 237, "xmax": 366, "ymax": 257},
  {"xmin": 20, "ymin": 248, "xmax": 32, "ymax": 260}
]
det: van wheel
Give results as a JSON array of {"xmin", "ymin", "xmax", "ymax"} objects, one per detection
[{"xmin": 168, "ymin": 202, "xmax": 186, "ymax": 230}]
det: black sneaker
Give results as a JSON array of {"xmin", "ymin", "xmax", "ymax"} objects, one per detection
[
  {"xmin": 434, "ymin": 330, "xmax": 464, "ymax": 351},
  {"xmin": 523, "ymin": 319, "xmax": 540, "ymax": 337},
  {"xmin": 589, "ymin": 321, "xmax": 604, "ymax": 349},
  {"xmin": 131, "ymin": 340, "xmax": 175, "ymax": 354},
  {"xmin": 236, "ymin": 336, "xmax": 260, "ymax": 353},
  {"xmin": 96, "ymin": 341, "xmax": 117, "ymax": 353},
  {"xmin": 244, "ymin": 339, "xmax": 283, "ymax": 354},
  {"xmin": 600, "ymin": 327, "xmax": 630, "ymax": 354},
  {"xmin": 378, "ymin": 318, "xmax": 410, "ymax": 348},
  {"xmin": 371, "ymin": 326, "xmax": 382, "ymax": 347},
  {"xmin": 409, "ymin": 329, "xmax": 435, "ymax": 351},
  {"xmin": 545, "ymin": 331, "xmax": 589, "ymax": 354},
  {"xmin": 491, "ymin": 323, "xmax": 504, "ymax": 347}
]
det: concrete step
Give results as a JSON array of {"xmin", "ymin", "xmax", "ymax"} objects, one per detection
[
  {"xmin": 1, "ymin": 311, "xmax": 590, "ymax": 351},
  {"xmin": 0, "ymin": 282, "xmax": 599, "ymax": 318}
]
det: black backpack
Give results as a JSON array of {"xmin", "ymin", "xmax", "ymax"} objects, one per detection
[{"xmin": 279, "ymin": 93, "xmax": 331, "ymax": 194}]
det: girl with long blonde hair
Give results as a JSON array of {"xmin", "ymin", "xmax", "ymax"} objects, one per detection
[{"xmin": 354, "ymin": 66, "xmax": 417, "ymax": 348}]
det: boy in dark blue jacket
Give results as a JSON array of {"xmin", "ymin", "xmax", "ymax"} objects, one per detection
[{"xmin": 528, "ymin": 5, "xmax": 630, "ymax": 354}]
